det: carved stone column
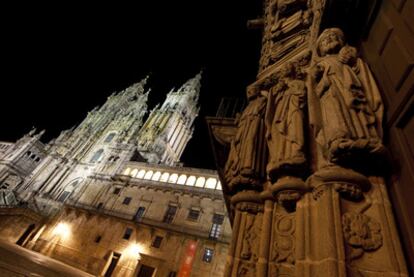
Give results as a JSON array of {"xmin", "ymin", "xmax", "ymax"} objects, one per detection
[
  {"xmin": 226, "ymin": 190, "xmax": 264, "ymax": 277},
  {"xmin": 211, "ymin": 0, "xmax": 409, "ymax": 276}
]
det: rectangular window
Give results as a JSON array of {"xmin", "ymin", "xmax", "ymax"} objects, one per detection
[
  {"xmin": 187, "ymin": 209, "xmax": 200, "ymax": 221},
  {"xmin": 134, "ymin": 207, "xmax": 146, "ymax": 221},
  {"xmin": 168, "ymin": 271, "xmax": 177, "ymax": 277},
  {"xmin": 123, "ymin": 197, "xmax": 132, "ymax": 205},
  {"xmin": 123, "ymin": 227, "xmax": 133, "ymax": 240},
  {"xmin": 163, "ymin": 205, "xmax": 177, "ymax": 224},
  {"xmin": 113, "ymin": 187, "xmax": 121, "ymax": 195},
  {"xmin": 209, "ymin": 214, "xmax": 224, "ymax": 239},
  {"xmin": 151, "ymin": 236, "xmax": 163, "ymax": 248},
  {"xmin": 97, "ymin": 202, "xmax": 103, "ymax": 209},
  {"xmin": 202, "ymin": 248, "xmax": 214, "ymax": 263},
  {"xmin": 95, "ymin": 235, "xmax": 102, "ymax": 243}
]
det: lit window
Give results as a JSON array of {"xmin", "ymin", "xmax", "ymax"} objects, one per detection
[
  {"xmin": 130, "ymin": 169, "xmax": 138, "ymax": 177},
  {"xmin": 151, "ymin": 236, "xmax": 163, "ymax": 248},
  {"xmin": 160, "ymin": 172, "xmax": 170, "ymax": 182},
  {"xmin": 177, "ymin": 174, "xmax": 187, "ymax": 185},
  {"xmin": 144, "ymin": 170, "xmax": 153, "ymax": 180},
  {"xmin": 123, "ymin": 168, "xmax": 131, "ymax": 175},
  {"xmin": 205, "ymin": 178, "xmax": 217, "ymax": 189},
  {"xmin": 152, "ymin": 171, "xmax": 161, "ymax": 181},
  {"xmin": 195, "ymin": 177, "xmax": 205, "ymax": 187},
  {"xmin": 216, "ymin": 181, "xmax": 222, "ymax": 190},
  {"xmin": 123, "ymin": 228, "xmax": 133, "ymax": 240},
  {"xmin": 104, "ymin": 133, "xmax": 116, "ymax": 143},
  {"xmin": 168, "ymin": 174, "xmax": 178, "ymax": 183},
  {"xmin": 186, "ymin": 176, "xmax": 196, "ymax": 186},
  {"xmin": 209, "ymin": 214, "xmax": 224, "ymax": 240},
  {"xmin": 137, "ymin": 170, "xmax": 146, "ymax": 179},
  {"xmin": 202, "ymin": 248, "xmax": 214, "ymax": 263},
  {"xmin": 163, "ymin": 205, "xmax": 177, "ymax": 224}
]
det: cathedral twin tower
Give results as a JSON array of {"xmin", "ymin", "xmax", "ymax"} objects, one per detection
[{"xmin": 73, "ymin": 72, "xmax": 201, "ymax": 167}]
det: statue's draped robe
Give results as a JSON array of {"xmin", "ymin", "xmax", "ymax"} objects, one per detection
[
  {"xmin": 310, "ymin": 54, "xmax": 383, "ymax": 159},
  {"xmin": 225, "ymin": 95, "xmax": 267, "ymax": 188},
  {"xmin": 266, "ymin": 80, "xmax": 306, "ymax": 179}
]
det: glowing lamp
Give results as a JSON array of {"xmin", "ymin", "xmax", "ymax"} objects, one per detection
[
  {"xmin": 52, "ymin": 222, "xmax": 70, "ymax": 239},
  {"xmin": 127, "ymin": 243, "xmax": 142, "ymax": 260}
]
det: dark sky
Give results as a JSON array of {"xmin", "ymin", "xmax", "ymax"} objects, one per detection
[{"xmin": 0, "ymin": 2, "xmax": 263, "ymax": 169}]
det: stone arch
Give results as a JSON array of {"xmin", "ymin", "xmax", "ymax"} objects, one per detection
[
  {"xmin": 205, "ymin": 178, "xmax": 217, "ymax": 189},
  {"xmin": 137, "ymin": 169, "xmax": 146, "ymax": 179},
  {"xmin": 130, "ymin": 168, "xmax": 138, "ymax": 177},
  {"xmin": 144, "ymin": 170, "xmax": 153, "ymax": 180},
  {"xmin": 152, "ymin": 171, "xmax": 161, "ymax": 181},
  {"xmin": 186, "ymin": 176, "xmax": 196, "ymax": 186},
  {"xmin": 160, "ymin": 172, "xmax": 170, "ymax": 182},
  {"xmin": 195, "ymin": 177, "xmax": 205, "ymax": 187},
  {"xmin": 168, "ymin": 174, "xmax": 179, "ymax": 183},
  {"xmin": 177, "ymin": 174, "xmax": 187, "ymax": 185}
]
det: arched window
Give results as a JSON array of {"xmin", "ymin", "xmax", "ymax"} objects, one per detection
[
  {"xmin": 144, "ymin": 170, "xmax": 153, "ymax": 180},
  {"xmin": 160, "ymin": 172, "xmax": 170, "ymax": 182},
  {"xmin": 130, "ymin": 168, "xmax": 138, "ymax": 177},
  {"xmin": 104, "ymin": 132, "xmax": 116, "ymax": 143},
  {"xmin": 168, "ymin": 174, "xmax": 178, "ymax": 183},
  {"xmin": 152, "ymin": 171, "xmax": 161, "ymax": 181},
  {"xmin": 177, "ymin": 174, "xmax": 187, "ymax": 185},
  {"xmin": 186, "ymin": 176, "xmax": 196, "ymax": 186},
  {"xmin": 90, "ymin": 149, "xmax": 104, "ymax": 163},
  {"xmin": 123, "ymin": 168, "xmax": 131, "ymax": 175},
  {"xmin": 195, "ymin": 177, "xmax": 205, "ymax": 187},
  {"xmin": 205, "ymin": 178, "xmax": 217, "ymax": 189},
  {"xmin": 137, "ymin": 170, "xmax": 146, "ymax": 179},
  {"xmin": 216, "ymin": 181, "xmax": 222, "ymax": 190}
]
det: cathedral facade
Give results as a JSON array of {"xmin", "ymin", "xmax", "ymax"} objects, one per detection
[{"xmin": 0, "ymin": 73, "xmax": 231, "ymax": 276}]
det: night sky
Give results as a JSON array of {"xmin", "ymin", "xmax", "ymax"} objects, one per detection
[{"xmin": 0, "ymin": 2, "xmax": 263, "ymax": 169}]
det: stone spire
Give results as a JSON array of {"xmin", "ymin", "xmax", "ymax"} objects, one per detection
[{"xmin": 137, "ymin": 72, "xmax": 201, "ymax": 166}]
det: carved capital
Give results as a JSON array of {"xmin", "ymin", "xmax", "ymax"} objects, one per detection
[
  {"xmin": 232, "ymin": 190, "xmax": 264, "ymax": 213},
  {"xmin": 307, "ymin": 166, "xmax": 371, "ymax": 201},
  {"xmin": 270, "ymin": 176, "xmax": 309, "ymax": 208}
]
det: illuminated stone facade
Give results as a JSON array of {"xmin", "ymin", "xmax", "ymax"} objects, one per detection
[
  {"xmin": 0, "ymin": 73, "xmax": 231, "ymax": 277},
  {"xmin": 207, "ymin": 1, "xmax": 411, "ymax": 276}
]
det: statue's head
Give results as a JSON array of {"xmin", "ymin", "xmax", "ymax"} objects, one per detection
[{"xmin": 317, "ymin": 28, "xmax": 345, "ymax": 56}]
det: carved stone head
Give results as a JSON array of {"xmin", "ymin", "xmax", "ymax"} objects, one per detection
[{"xmin": 317, "ymin": 28, "xmax": 345, "ymax": 56}]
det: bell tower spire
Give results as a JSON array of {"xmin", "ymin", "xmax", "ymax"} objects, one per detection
[{"xmin": 137, "ymin": 72, "xmax": 201, "ymax": 166}]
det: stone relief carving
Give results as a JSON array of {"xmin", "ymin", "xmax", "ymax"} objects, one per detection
[
  {"xmin": 265, "ymin": 62, "xmax": 307, "ymax": 182},
  {"xmin": 224, "ymin": 86, "xmax": 268, "ymax": 191},
  {"xmin": 342, "ymin": 212, "xmax": 382, "ymax": 260},
  {"xmin": 238, "ymin": 213, "xmax": 262, "ymax": 277},
  {"xmin": 260, "ymin": 0, "xmax": 312, "ymax": 71},
  {"xmin": 271, "ymin": 213, "xmax": 295, "ymax": 263},
  {"xmin": 309, "ymin": 28, "xmax": 385, "ymax": 165}
]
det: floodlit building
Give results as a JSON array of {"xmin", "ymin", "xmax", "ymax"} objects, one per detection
[{"xmin": 0, "ymin": 73, "xmax": 231, "ymax": 277}]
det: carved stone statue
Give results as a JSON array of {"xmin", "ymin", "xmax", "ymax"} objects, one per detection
[
  {"xmin": 309, "ymin": 28, "xmax": 385, "ymax": 164},
  {"xmin": 265, "ymin": 62, "xmax": 307, "ymax": 182},
  {"xmin": 224, "ymin": 86, "xmax": 267, "ymax": 191}
]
